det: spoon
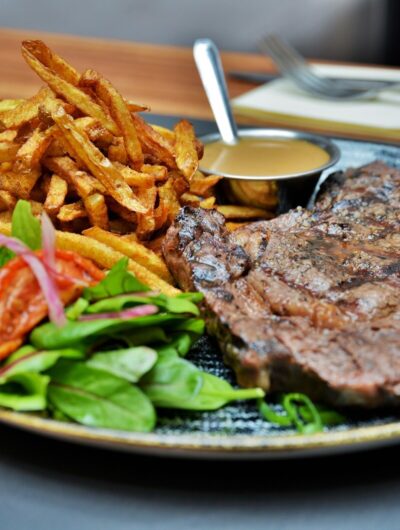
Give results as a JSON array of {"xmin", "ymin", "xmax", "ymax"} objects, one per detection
[{"xmin": 193, "ymin": 38, "xmax": 238, "ymax": 146}]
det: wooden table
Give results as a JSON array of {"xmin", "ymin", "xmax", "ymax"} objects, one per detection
[
  {"xmin": 1, "ymin": 27, "xmax": 396, "ymax": 144},
  {"xmin": 0, "ymin": 27, "xmax": 275, "ymax": 120}
]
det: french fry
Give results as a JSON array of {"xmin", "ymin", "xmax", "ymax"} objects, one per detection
[
  {"xmin": 74, "ymin": 116, "xmax": 114, "ymax": 147},
  {"xmin": 189, "ymin": 172, "xmax": 222, "ymax": 196},
  {"xmin": 0, "ymin": 130, "xmax": 17, "ymax": 142},
  {"xmin": 140, "ymin": 163, "xmax": 168, "ymax": 182},
  {"xmin": 226, "ymin": 179, "xmax": 278, "ymax": 209},
  {"xmin": 168, "ymin": 170, "xmax": 189, "ymax": 197},
  {"xmin": 83, "ymin": 70, "xmax": 143, "ymax": 169},
  {"xmin": 22, "ymin": 40, "xmax": 80, "ymax": 85},
  {"xmin": 199, "ymin": 196, "xmax": 216, "ymax": 209},
  {"xmin": 152, "ymin": 198, "xmax": 169, "ymax": 233},
  {"xmin": 225, "ymin": 221, "xmax": 249, "ymax": 231},
  {"xmin": 0, "ymin": 99, "xmax": 24, "ymax": 115},
  {"xmin": 150, "ymin": 124, "xmax": 175, "ymax": 144},
  {"xmin": 52, "ymin": 108, "xmax": 147, "ymax": 213},
  {"xmin": 13, "ymin": 126, "xmax": 55, "ymax": 174},
  {"xmin": 0, "ymin": 141, "xmax": 19, "ymax": 163},
  {"xmin": 158, "ymin": 179, "xmax": 181, "ymax": 223},
  {"xmin": 216, "ymin": 205, "xmax": 274, "ymax": 220},
  {"xmin": 44, "ymin": 138, "xmax": 67, "ymax": 157},
  {"xmin": 0, "ymin": 87, "xmax": 53, "ymax": 129},
  {"xmin": 83, "ymin": 226, "xmax": 173, "ymax": 283},
  {"xmin": 0, "ymin": 190, "xmax": 17, "ymax": 212},
  {"xmin": 180, "ymin": 192, "xmax": 201, "ymax": 206},
  {"xmin": 43, "ymin": 173, "xmax": 68, "ymax": 216},
  {"xmin": 57, "ymin": 201, "xmax": 87, "ymax": 222},
  {"xmin": 115, "ymin": 163, "xmax": 155, "ymax": 188},
  {"xmin": 0, "ymin": 169, "xmax": 41, "ymax": 199},
  {"xmin": 83, "ymin": 193, "xmax": 109, "ymax": 229},
  {"xmin": 135, "ymin": 186, "xmax": 158, "ymax": 239},
  {"xmin": 44, "ymin": 155, "xmax": 105, "ymax": 198},
  {"xmin": 22, "ymin": 44, "xmax": 119, "ymax": 135},
  {"xmin": 106, "ymin": 197, "xmax": 137, "ymax": 224},
  {"xmin": 28, "ymin": 200, "xmax": 44, "ymax": 215},
  {"xmin": 108, "ymin": 137, "xmax": 128, "ymax": 164},
  {"xmin": 55, "ymin": 231, "xmax": 180, "ymax": 295},
  {"xmin": 127, "ymin": 101, "xmax": 150, "ymax": 113},
  {"xmin": 0, "ymin": 211, "xmax": 12, "ymax": 226},
  {"xmin": 131, "ymin": 113, "xmax": 176, "ymax": 169},
  {"xmin": 174, "ymin": 119, "xmax": 198, "ymax": 180},
  {"xmin": 108, "ymin": 218, "xmax": 135, "ymax": 234}
]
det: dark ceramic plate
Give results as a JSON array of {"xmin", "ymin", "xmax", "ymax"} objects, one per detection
[{"xmin": 1, "ymin": 116, "xmax": 399, "ymax": 459}]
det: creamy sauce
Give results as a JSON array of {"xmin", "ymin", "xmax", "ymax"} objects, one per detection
[{"xmin": 201, "ymin": 138, "xmax": 330, "ymax": 177}]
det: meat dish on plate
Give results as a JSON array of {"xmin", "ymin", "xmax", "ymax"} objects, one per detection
[{"xmin": 163, "ymin": 161, "xmax": 400, "ymax": 407}]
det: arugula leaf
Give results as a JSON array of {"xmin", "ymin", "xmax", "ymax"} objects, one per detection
[
  {"xmin": 140, "ymin": 353, "xmax": 203, "ymax": 408},
  {"xmin": 30, "ymin": 313, "xmax": 187, "ymax": 349},
  {"xmin": 87, "ymin": 346, "xmax": 157, "ymax": 383},
  {"xmin": 1, "ymin": 346, "xmax": 84, "ymax": 377},
  {"xmin": 180, "ymin": 372, "xmax": 265, "ymax": 410},
  {"xmin": 0, "ymin": 247, "xmax": 14, "ymax": 268},
  {"xmin": 11, "ymin": 200, "xmax": 41, "ymax": 250},
  {"xmin": 83, "ymin": 258, "xmax": 148, "ymax": 301},
  {"xmin": 0, "ymin": 372, "xmax": 49, "ymax": 411},
  {"xmin": 47, "ymin": 360, "xmax": 156, "ymax": 432}
]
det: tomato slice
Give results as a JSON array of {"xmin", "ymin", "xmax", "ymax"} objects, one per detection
[{"xmin": 0, "ymin": 250, "xmax": 104, "ymax": 357}]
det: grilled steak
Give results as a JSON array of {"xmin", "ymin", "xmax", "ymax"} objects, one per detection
[{"xmin": 163, "ymin": 161, "xmax": 400, "ymax": 407}]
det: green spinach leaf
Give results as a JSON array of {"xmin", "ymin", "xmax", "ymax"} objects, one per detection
[
  {"xmin": 86, "ymin": 293, "xmax": 200, "ymax": 317},
  {"xmin": 87, "ymin": 346, "xmax": 157, "ymax": 383},
  {"xmin": 0, "ymin": 372, "xmax": 49, "ymax": 411},
  {"xmin": 140, "ymin": 353, "xmax": 203, "ymax": 408},
  {"xmin": 179, "ymin": 372, "xmax": 265, "ymax": 411},
  {"xmin": 83, "ymin": 258, "xmax": 148, "ymax": 301},
  {"xmin": 11, "ymin": 200, "xmax": 41, "ymax": 250},
  {"xmin": 30, "ymin": 313, "xmax": 186, "ymax": 349},
  {"xmin": 48, "ymin": 360, "xmax": 156, "ymax": 432},
  {"xmin": 1, "ymin": 346, "xmax": 83, "ymax": 377}
]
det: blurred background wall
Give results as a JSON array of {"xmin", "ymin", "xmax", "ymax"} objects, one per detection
[{"xmin": 0, "ymin": 0, "xmax": 392, "ymax": 63}]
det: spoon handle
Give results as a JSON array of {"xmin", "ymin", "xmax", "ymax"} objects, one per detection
[{"xmin": 193, "ymin": 39, "xmax": 239, "ymax": 145}]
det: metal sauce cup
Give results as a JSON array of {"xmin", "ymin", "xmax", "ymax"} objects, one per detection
[
  {"xmin": 200, "ymin": 128, "xmax": 340, "ymax": 211},
  {"xmin": 194, "ymin": 39, "xmax": 341, "ymax": 212}
]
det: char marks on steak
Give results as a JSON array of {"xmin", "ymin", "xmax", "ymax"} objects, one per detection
[{"xmin": 163, "ymin": 162, "xmax": 400, "ymax": 407}]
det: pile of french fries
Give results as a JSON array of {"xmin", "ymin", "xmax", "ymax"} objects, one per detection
[{"xmin": 0, "ymin": 40, "xmax": 271, "ymax": 294}]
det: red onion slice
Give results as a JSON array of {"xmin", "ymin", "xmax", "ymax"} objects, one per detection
[
  {"xmin": 41, "ymin": 211, "xmax": 56, "ymax": 272},
  {"xmin": 0, "ymin": 234, "xmax": 66, "ymax": 327},
  {"xmin": 78, "ymin": 304, "xmax": 158, "ymax": 321}
]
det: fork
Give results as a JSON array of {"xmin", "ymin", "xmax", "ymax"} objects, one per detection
[{"xmin": 259, "ymin": 35, "xmax": 400, "ymax": 100}]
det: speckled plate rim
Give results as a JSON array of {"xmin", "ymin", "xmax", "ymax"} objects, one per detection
[{"xmin": 0, "ymin": 408, "xmax": 400, "ymax": 459}]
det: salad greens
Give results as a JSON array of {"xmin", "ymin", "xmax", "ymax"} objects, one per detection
[
  {"xmin": 0, "ymin": 250, "xmax": 263, "ymax": 432},
  {"xmin": 0, "ymin": 200, "xmax": 343, "ymax": 435},
  {"xmin": 31, "ymin": 260, "xmax": 263, "ymax": 431}
]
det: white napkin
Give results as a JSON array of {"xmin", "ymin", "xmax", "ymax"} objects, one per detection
[{"xmin": 232, "ymin": 64, "xmax": 400, "ymax": 139}]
